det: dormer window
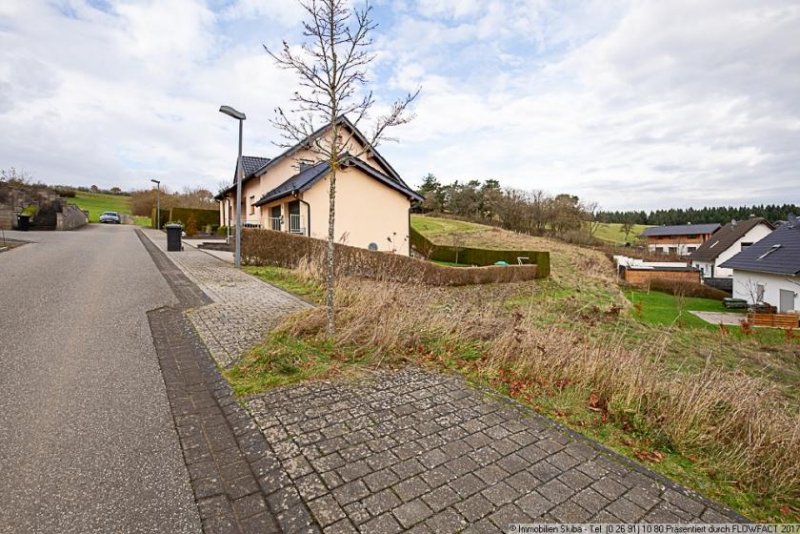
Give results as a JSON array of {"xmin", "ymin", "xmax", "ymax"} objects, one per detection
[{"xmin": 757, "ymin": 244, "xmax": 782, "ymax": 260}]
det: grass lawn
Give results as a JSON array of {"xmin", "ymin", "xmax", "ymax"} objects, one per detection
[
  {"xmin": 244, "ymin": 266, "xmax": 325, "ymax": 305},
  {"xmin": 411, "ymin": 214, "xmax": 489, "ymax": 239},
  {"xmin": 71, "ymin": 191, "xmax": 151, "ymax": 226},
  {"xmin": 593, "ymin": 222, "xmax": 652, "ymax": 244},
  {"xmin": 624, "ymin": 288, "xmax": 733, "ymax": 329}
]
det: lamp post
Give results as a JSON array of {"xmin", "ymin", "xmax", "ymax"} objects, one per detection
[
  {"xmin": 219, "ymin": 105, "xmax": 246, "ymax": 268},
  {"xmin": 150, "ymin": 179, "xmax": 161, "ymax": 229}
]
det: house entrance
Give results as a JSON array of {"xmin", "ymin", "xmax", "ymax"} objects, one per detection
[
  {"xmin": 270, "ymin": 206, "xmax": 281, "ymax": 231},
  {"xmin": 288, "ymin": 201, "xmax": 302, "ymax": 234}
]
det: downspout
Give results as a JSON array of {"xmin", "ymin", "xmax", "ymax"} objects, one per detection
[
  {"xmin": 299, "ymin": 197, "xmax": 311, "ymax": 237},
  {"xmin": 408, "ymin": 205, "xmax": 412, "ymax": 256}
]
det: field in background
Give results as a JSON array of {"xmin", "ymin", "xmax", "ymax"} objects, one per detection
[
  {"xmin": 409, "ymin": 215, "xmax": 651, "ymax": 245},
  {"xmin": 593, "ymin": 222, "xmax": 651, "ymax": 244},
  {"xmin": 71, "ymin": 191, "xmax": 151, "ymax": 226}
]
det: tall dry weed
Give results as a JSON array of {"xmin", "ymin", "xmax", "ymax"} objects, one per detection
[{"xmin": 278, "ymin": 274, "xmax": 800, "ymax": 499}]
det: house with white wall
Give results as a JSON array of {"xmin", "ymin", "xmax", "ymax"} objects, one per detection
[
  {"xmin": 215, "ymin": 116, "xmax": 422, "ymax": 255},
  {"xmin": 688, "ymin": 218, "xmax": 773, "ymax": 278},
  {"xmin": 720, "ymin": 218, "xmax": 800, "ymax": 312}
]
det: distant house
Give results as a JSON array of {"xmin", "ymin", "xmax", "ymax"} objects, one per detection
[
  {"xmin": 639, "ymin": 223, "xmax": 720, "ymax": 256},
  {"xmin": 688, "ymin": 218, "xmax": 773, "ymax": 278},
  {"xmin": 720, "ymin": 217, "xmax": 800, "ymax": 312},
  {"xmin": 215, "ymin": 116, "xmax": 422, "ymax": 255}
]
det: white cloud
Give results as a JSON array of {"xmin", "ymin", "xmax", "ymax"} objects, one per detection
[{"xmin": 0, "ymin": 0, "xmax": 797, "ymax": 210}]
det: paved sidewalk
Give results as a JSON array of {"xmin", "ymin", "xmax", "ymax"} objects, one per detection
[
  {"xmin": 690, "ymin": 311, "xmax": 747, "ymax": 326},
  {"xmin": 246, "ymin": 370, "xmax": 744, "ymax": 532},
  {"xmin": 141, "ymin": 229, "xmax": 309, "ymax": 367}
]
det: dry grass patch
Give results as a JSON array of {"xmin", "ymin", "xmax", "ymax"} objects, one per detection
[{"xmin": 259, "ymin": 269, "xmax": 800, "ymax": 521}]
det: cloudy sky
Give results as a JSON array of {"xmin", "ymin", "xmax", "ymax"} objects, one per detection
[{"xmin": 1, "ymin": 0, "xmax": 798, "ymax": 211}]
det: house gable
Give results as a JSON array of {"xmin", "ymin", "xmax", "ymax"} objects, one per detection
[
  {"xmin": 253, "ymin": 155, "xmax": 422, "ymax": 207},
  {"xmin": 688, "ymin": 218, "xmax": 772, "ymax": 263}
]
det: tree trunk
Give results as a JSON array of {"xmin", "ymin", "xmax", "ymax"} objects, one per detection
[{"xmin": 325, "ymin": 163, "xmax": 336, "ymax": 336}]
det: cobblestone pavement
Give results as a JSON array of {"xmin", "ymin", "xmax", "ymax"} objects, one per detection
[
  {"xmin": 247, "ymin": 369, "xmax": 745, "ymax": 532},
  {"xmin": 141, "ymin": 229, "xmax": 310, "ymax": 367}
]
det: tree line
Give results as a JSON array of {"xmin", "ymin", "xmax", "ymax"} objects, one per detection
[
  {"xmin": 416, "ymin": 174, "xmax": 597, "ymax": 239},
  {"xmin": 599, "ymin": 204, "xmax": 800, "ymax": 226}
]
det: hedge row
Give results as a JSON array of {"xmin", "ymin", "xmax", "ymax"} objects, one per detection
[
  {"xmin": 242, "ymin": 229, "xmax": 541, "ymax": 286},
  {"xmin": 647, "ymin": 278, "xmax": 730, "ymax": 300},
  {"xmin": 410, "ymin": 227, "xmax": 550, "ymax": 277},
  {"xmin": 151, "ymin": 207, "xmax": 218, "ymax": 229}
]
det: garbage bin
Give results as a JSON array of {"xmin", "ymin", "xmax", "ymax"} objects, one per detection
[
  {"xmin": 16, "ymin": 215, "xmax": 30, "ymax": 231},
  {"xmin": 166, "ymin": 223, "xmax": 183, "ymax": 251}
]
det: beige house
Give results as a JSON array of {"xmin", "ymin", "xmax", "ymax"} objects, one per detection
[{"xmin": 215, "ymin": 117, "xmax": 422, "ymax": 255}]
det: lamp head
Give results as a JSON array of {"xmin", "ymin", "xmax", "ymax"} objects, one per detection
[{"xmin": 219, "ymin": 105, "xmax": 246, "ymax": 120}]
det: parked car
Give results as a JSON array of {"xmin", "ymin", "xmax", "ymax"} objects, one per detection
[{"xmin": 99, "ymin": 211, "xmax": 121, "ymax": 224}]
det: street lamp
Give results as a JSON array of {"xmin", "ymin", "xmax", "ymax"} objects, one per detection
[
  {"xmin": 219, "ymin": 105, "xmax": 246, "ymax": 268},
  {"xmin": 150, "ymin": 179, "xmax": 161, "ymax": 229}
]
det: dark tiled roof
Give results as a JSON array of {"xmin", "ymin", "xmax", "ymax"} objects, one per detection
[
  {"xmin": 254, "ymin": 162, "xmax": 329, "ymax": 206},
  {"xmin": 214, "ymin": 156, "xmax": 272, "ymax": 200},
  {"xmin": 640, "ymin": 223, "xmax": 720, "ymax": 237},
  {"xmin": 254, "ymin": 156, "xmax": 424, "ymax": 207},
  {"xmin": 719, "ymin": 218, "xmax": 800, "ymax": 275},
  {"xmin": 688, "ymin": 218, "xmax": 772, "ymax": 262},
  {"xmin": 240, "ymin": 156, "xmax": 271, "ymax": 179}
]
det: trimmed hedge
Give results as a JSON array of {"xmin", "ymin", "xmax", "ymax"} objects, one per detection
[
  {"xmin": 647, "ymin": 278, "xmax": 730, "ymax": 300},
  {"xmin": 150, "ymin": 208, "xmax": 170, "ymax": 228},
  {"xmin": 170, "ymin": 207, "xmax": 218, "ymax": 228},
  {"xmin": 410, "ymin": 227, "xmax": 550, "ymax": 278},
  {"xmin": 150, "ymin": 207, "xmax": 218, "ymax": 229},
  {"xmin": 242, "ymin": 229, "xmax": 541, "ymax": 286}
]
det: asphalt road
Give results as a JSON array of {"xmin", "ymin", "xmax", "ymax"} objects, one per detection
[{"xmin": 0, "ymin": 225, "xmax": 201, "ymax": 533}]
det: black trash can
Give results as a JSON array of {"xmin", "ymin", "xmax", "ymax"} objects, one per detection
[
  {"xmin": 166, "ymin": 223, "xmax": 183, "ymax": 251},
  {"xmin": 16, "ymin": 215, "xmax": 30, "ymax": 231}
]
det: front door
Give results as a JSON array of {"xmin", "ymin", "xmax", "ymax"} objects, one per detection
[
  {"xmin": 288, "ymin": 201, "xmax": 301, "ymax": 233},
  {"xmin": 779, "ymin": 289, "xmax": 796, "ymax": 313},
  {"xmin": 270, "ymin": 206, "xmax": 281, "ymax": 231}
]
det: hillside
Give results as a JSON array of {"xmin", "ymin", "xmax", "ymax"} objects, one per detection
[
  {"xmin": 71, "ymin": 191, "xmax": 150, "ymax": 225},
  {"xmin": 411, "ymin": 214, "xmax": 620, "ymax": 298}
]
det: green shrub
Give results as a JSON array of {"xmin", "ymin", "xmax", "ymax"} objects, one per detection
[
  {"xmin": 410, "ymin": 227, "xmax": 550, "ymax": 277},
  {"xmin": 169, "ymin": 207, "xmax": 218, "ymax": 228},
  {"xmin": 648, "ymin": 278, "xmax": 729, "ymax": 299}
]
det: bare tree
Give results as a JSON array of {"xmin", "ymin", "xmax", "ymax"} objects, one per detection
[
  {"xmin": 583, "ymin": 201, "xmax": 603, "ymax": 239},
  {"xmin": 266, "ymin": 0, "xmax": 419, "ymax": 335},
  {"xmin": 620, "ymin": 218, "xmax": 636, "ymax": 243}
]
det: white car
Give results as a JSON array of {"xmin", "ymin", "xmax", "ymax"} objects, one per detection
[{"xmin": 99, "ymin": 211, "xmax": 121, "ymax": 224}]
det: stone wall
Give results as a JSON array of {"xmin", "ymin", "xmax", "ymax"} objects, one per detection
[
  {"xmin": 56, "ymin": 204, "xmax": 89, "ymax": 231},
  {"xmin": 0, "ymin": 207, "xmax": 15, "ymax": 229}
]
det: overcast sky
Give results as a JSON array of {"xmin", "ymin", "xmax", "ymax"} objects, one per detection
[{"xmin": 1, "ymin": 0, "xmax": 798, "ymax": 211}]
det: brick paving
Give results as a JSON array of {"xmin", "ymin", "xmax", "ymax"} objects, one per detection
[
  {"xmin": 139, "ymin": 229, "xmax": 747, "ymax": 532},
  {"xmin": 141, "ymin": 228, "xmax": 309, "ymax": 367},
  {"xmin": 149, "ymin": 307, "xmax": 283, "ymax": 533},
  {"xmin": 246, "ymin": 370, "xmax": 747, "ymax": 532}
]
